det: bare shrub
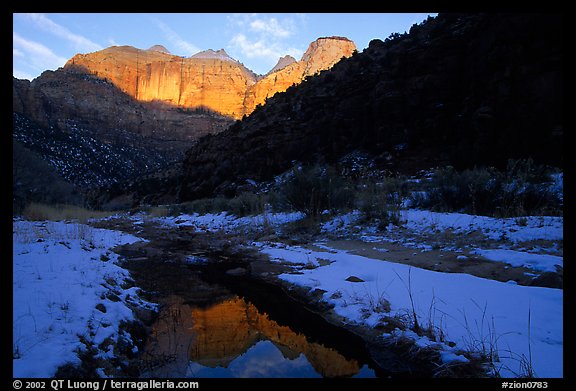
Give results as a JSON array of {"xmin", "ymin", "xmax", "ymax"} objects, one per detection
[
  {"xmin": 410, "ymin": 160, "xmax": 562, "ymax": 217},
  {"xmin": 282, "ymin": 164, "xmax": 355, "ymax": 218}
]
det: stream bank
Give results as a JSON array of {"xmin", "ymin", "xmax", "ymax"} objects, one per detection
[{"xmin": 92, "ymin": 217, "xmax": 489, "ymax": 378}]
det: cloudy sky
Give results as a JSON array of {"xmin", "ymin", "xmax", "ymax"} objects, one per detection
[{"xmin": 13, "ymin": 13, "xmax": 435, "ymax": 80}]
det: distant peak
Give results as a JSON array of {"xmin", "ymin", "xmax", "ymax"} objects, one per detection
[
  {"xmin": 317, "ymin": 36, "xmax": 353, "ymax": 42},
  {"xmin": 301, "ymin": 36, "xmax": 356, "ymax": 65},
  {"xmin": 190, "ymin": 48, "xmax": 236, "ymax": 62},
  {"xmin": 268, "ymin": 55, "xmax": 297, "ymax": 74},
  {"xmin": 147, "ymin": 45, "xmax": 170, "ymax": 54}
]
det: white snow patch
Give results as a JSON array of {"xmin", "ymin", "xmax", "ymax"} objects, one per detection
[
  {"xmin": 185, "ymin": 255, "xmax": 209, "ymax": 265},
  {"xmin": 472, "ymin": 249, "xmax": 562, "ymax": 272},
  {"xmin": 321, "ymin": 211, "xmax": 361, "ymax": 233},
  {"xmin": 13, "ymin": 220, "xmax": 154, "ymax": 377},
  {"xmin": 401, "ymin": 210, "xmax": 563, "ymax": 243},
  {"xmin": 156, "ymin": 211, "xmax": 305, "ymax": 233},
  {"xmin": 261, "ymin": 246, "xmax": 320, "ymax": 267},
  {"xmin": 440, "ymin": 351, "xmax": 470, "ymax": 364},
  {"xmin": 257, "ymin": 242, "xmax": 563, "ymax": 377}
]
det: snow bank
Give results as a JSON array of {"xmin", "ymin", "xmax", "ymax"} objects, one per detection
[
  {"xmin": 472, "ymin": 249, "xmax": 563, "ymax": 272},
  {"xmin": 401, "ymin": 210, "xmax": 563, "ymax": 243},
  {"xmin": 316, "ymin": 209, "xmax": 562, "ymax": 247},
  {"xmin": 321, "ymin": 211, "xmax": 362, "ymax": 233},
  {"xmin": 156, "ymin": 211, "xmax": 305, "ymax": 233},
  {"xmin": 259, "ymin": 244, "xmax": 562, "ymax": 377},
  {"xmin": 13, "ymin": 220, "xmax": 153, "ymax": 377}
]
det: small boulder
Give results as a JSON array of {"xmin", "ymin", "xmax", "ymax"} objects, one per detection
[
  {"xmin": 95, "ymin": 303, "xmax": 107, "ymax": 313},
  {"xmin": 345, "ymin": 276, "xmax": 365, "ymax": 283}
]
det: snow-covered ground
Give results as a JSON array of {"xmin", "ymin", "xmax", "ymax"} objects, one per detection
[
  {"xmin": 149, "ymin": 211, "xmax": 305, "ymax": 233},
  {"xmin": 13, "ymin": 219, "xmax": 155, "ymax": 377},
  {"xmin": 321, "ymin": 209, "xmax": 563, "ymax": 269},
  {"xmin": 259, "ymin": 242, "xmax": 563, "ymax": 378},
  {"xmin": 13, "ymin": 205, "xmax": 562, "ymax": 378},
  {"xmin": 321, "ymin": 209, "xmax": 563, "ymax": 245},
  {"xmin": 143, "ymin": 207, "xmax": 562, "ymax": 377},
  {"xmin": 400, "ymin": 210, "xmax": 563, "ymax": 244},
  {"xmin": 254, "ymin": 208, "xmax": 562, "ymax": 377},
  {"xmin": 471, "ymin": 249, "xmax": 562, "ymax": 273}
]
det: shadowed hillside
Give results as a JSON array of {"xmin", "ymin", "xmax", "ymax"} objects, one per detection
[{"xmin": 179, "ymin": 13, "xmax": 562, "ymax": 200}]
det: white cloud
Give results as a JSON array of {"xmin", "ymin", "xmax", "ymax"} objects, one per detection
[
  {"xmin": 152, "ymin": 17, "xmax": 200, "ymax": 56},
  {"xmin": 13, "ymin": 32, "xmax": 68, "ymax": 71},
  {"xmin": 13, "ymin": 48, "xmax": 24, "ymax": 57},
  {"xmin": 249, "ymin": 17, "xmax": 292, "ymax": 38},
  {"xmin": 227, "ymin": 14, "xmax": 305, "ymax": 72},
  {"xmin": 230, "ymin": 34, "xmax": 303, "ymax": 62},
  {"xmin": 20, "ymin": 13, "xmax": 102, "ymax": 53},
  {"xmin": 230, "ymin": 34, "xmax": 277, "ymax": 59}
]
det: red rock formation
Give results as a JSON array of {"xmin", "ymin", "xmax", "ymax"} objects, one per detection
[
  {"xmin": 268, "ymin": 55, "xmax": 297, "ymax": 74},
  {"xmin": 66, "ymin": 46, "xmax": 257, "ymax": 119},
  {"xmin": 301, "ymin": 37, "xmax": 357, "ymax": 77},
  {"xmin": 11, "ymin": 36, "xmax": 357, "ymax": 188},
  {"xmin": 243, "ymin": 37, "xmax": 357, "ymax": 115},
  {"xmin": 63, "ymin": 37, "xmax": 356, "ymax": 120}
]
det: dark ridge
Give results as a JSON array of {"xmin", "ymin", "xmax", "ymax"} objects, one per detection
[{"xmin": 178, "ymin": 13, "xmax": 562, "ymax": 201}]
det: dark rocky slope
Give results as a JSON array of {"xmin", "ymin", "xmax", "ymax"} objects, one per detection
[
  {"xmin": 13, "ymin": 138, "xmax": 81, "ymax": 211},
  {"xmin": 13, "ymin": 113, "xmax": 171, "ymax": 189},
  {"xmin": 179, "ymin": 13, "xmax": 562, "ymax": 200}
]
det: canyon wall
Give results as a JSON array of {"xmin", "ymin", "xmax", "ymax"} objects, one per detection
[{"xmin": 63, "ymin": 37, "xmax": 356, "ymax": 120}]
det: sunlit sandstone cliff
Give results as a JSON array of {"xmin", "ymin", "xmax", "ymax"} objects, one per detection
[
  {"xmin": 64, "ymin": 37, "xmax": 356, "ymax": 119},
  {"xmin": 65, "ymin": 46, "xmax": 256, "ymax": 119},
  {"xmin": 243, "ymin": 37, "xmax": 357, "ymax": 115}
]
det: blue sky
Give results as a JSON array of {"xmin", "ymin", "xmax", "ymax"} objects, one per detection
[{"xmin": 13, "ymin": 13, "xmax": 436, "ymax": 80}]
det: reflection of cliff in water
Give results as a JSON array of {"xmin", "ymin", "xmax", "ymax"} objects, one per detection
[{"xmin": 142, "ymin": 295, "xmax": 373, "ymax": 378}]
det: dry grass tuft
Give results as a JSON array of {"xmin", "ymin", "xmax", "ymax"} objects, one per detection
[
  {"xmin": 22, "ymin": 203, "xmax": 113, "ymax": 223},
  {"xmin": 147, "ymin": 206, "xmax": 170, "ymax": 218}
]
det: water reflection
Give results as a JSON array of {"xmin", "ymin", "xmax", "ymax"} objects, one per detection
[{"xmin": 142, "ymin": 296, "xmax": 375, "ymax": 378}]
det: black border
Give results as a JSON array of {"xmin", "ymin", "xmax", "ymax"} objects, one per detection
[
  {"xmin": 8, "ymin": 0, "xmax": 570, "ymax": 13},
  {"xmin": 7, "ymin": 1, "xmax": 572, "ymax": 389}
]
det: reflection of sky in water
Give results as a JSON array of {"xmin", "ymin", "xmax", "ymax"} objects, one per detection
[
  {"xmin": 185, "ymin": 340, "xmax": 375, "ymax": 378},
  {"xmin": 186, "ymin": 340, "xmax": 321, "ymax": 378},
  {"xmin": 352, "ymin": 365, "xmax": 376, "ymax": 378},
  {"xmin": 143, "ymin": 296, "xmax": 378, "ymax": 378}
]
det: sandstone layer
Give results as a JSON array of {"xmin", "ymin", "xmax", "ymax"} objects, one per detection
[
  {"xmin": 66, "ymin": 46, "xmax": 257, "ymax": 119},
  {"xmin": 243, "ymin": 37, "xmax": 356, "ymax": 114},
  {"xmin": 63, "ymin": 37, "xmax": 356, "ymax": 119}
]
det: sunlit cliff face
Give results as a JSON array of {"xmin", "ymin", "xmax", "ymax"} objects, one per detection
[
  {"xmin": 65, "ymin": 38, "xmax": 356, "ymax": 120},
  {"xmin": 143, "ymin": 295, "xmax": 364, "ymax": 378}
]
